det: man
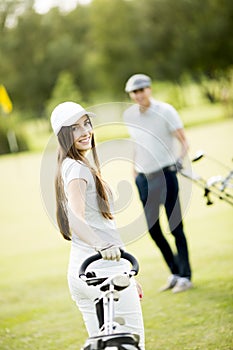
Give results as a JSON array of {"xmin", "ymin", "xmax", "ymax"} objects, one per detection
[{"xmin": 123, "ymin": 73, "xmax": 192, "ymax": 293}]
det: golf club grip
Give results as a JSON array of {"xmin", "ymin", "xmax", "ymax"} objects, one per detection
[{"xmin": 78, "ymin": 249, "xmax": 139, "ymax": 278}]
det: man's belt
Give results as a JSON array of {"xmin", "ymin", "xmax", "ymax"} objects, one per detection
[{"xmin": 139, "ymin": 164, "xmax": 177, "ymax": 179}]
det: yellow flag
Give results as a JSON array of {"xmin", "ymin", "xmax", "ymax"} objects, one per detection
[{"xmin": 0, "ymin": 85, "xmax": 13, "ymax": 114}]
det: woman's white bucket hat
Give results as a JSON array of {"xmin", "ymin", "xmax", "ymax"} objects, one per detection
[{"xmin": 51, "ymin": 101, "xmax": 96, "ymax": 135}]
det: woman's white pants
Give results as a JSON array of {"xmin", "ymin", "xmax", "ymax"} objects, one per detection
[{"xmin": 68, "ymin": 263, "xmax": 145, "ymax": 350}]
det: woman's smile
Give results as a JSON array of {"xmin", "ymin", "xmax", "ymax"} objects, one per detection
[{"xmin": 78, "ymin": 136, "xmax": 91, "ymax": 144}]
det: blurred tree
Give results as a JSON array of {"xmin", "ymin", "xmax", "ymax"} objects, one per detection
[
  {"xmin": 0, "ymin": 4, "xmax": 91, "ymax": 115},
  {"xmin": 136, "ymin": 0, "xmax": 233, "ymax": 81},
  {"xmin": 0, "ymin": 0, "xmax": 232, "ymax": 116},
  {"xmin": 45, "ymin": 70, "xmax": 83, "ymax": 118},
  {"xmin": 0, "ymin": 0, "xmax": 33, "ymax": 30},
  {"xmin": 89, "ymin": 0, "xmax": 143, "ymax": 97},
  {"xmin": 179, "ymin": 0, "xmax": 233, "ymax": 102}
]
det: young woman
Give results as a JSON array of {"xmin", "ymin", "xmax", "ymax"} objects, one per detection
[{"xmin": 50, "ymin": 101, "xmax": 144, "ymax": 348}]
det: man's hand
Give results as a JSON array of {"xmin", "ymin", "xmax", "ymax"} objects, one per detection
[{"xmin": 176, "ymin": 158, "xmax": 183, "ymax": 172}]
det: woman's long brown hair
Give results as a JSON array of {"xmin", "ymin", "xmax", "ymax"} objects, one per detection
[{"xmin": 55, "ymin": 121, "xmax": 113, "ymax": 240}]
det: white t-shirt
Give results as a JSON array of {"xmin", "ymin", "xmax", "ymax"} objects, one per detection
[
  {"xmin": 123, "ymin": 99, "xmax": 183, "ymax": 173},
  {"xmin": 62, "ymin": 158, "xmax": 126, "ymax": 272}
]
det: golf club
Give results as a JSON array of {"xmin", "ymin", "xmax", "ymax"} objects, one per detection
[
  {"xmin": 179, "ymin": 151, "xmax": 233, "ymax": 207},
  {"xmin": 192, "ymin": 150, "xmax": 232, "ymax": 171}
]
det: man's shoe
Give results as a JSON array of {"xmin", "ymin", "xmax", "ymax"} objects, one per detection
[
  {"xmin": 172, "ymin": 277, "xmax": 193, "ymax": 293},
  {"xmin": 159, "ymin": 274, "xmax": 179, "ymax": 292}
]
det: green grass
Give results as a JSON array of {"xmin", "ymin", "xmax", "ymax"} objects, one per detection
[{"xmin": 0, "ymin": 120, "xmax": 233, "ymax": 349}]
